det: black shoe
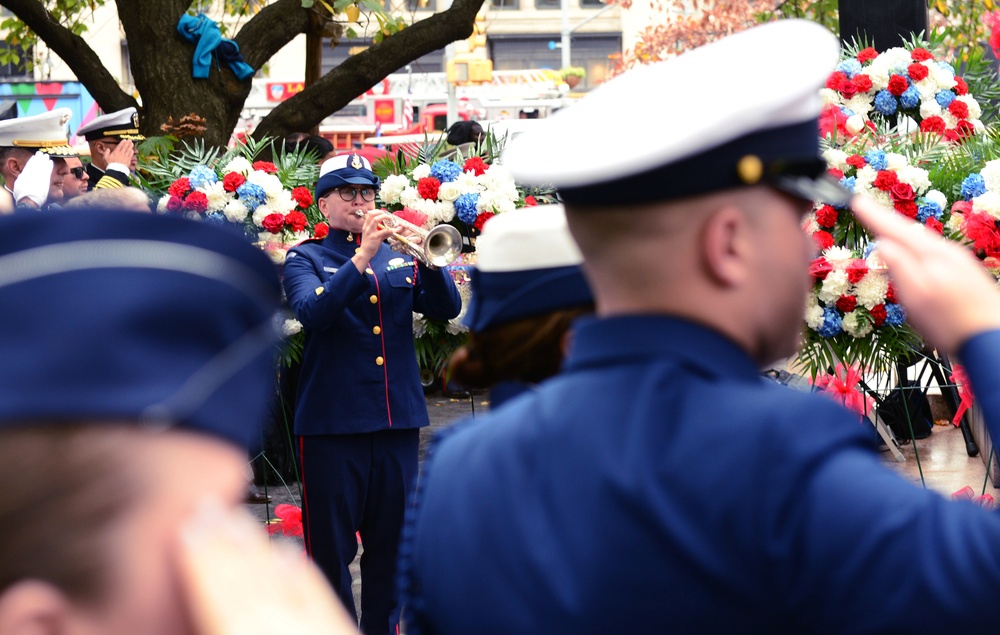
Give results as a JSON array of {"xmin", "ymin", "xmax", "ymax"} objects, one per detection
[{"xmin": 246, "ymin": 484, "xmax": 272, "ymax": 504}]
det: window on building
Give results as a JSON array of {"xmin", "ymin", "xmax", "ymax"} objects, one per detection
[
  {"xmin": 534, "ymin": 0, "xmax": 559, "ymax": 9},
  {"xmin": 0, "ymin": 42, "xmax": 32, "ymax": 79},
  {"xmin": 580, "ymin": 0, "xmax": 605, "ymax": 6},
  {"xmin": 491, "ymin": 0, "xmax": 519, "ymax": 9},
  {"xmin": 406, "ymin": 0, "xmax": 436, "ymax": 9}
]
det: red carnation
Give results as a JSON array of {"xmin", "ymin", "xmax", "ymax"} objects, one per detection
[
  {"xmin": 886, "ymin": 283, "xmax": 897, "ymax": 304},
  {"xmin": 925, "ymin": 217, "xmax": 944, "ymax": 234},
  {"xmin": 838, "ymin": 77, "xmax": 858, "ymax": 99},
  {"xmin": 846, "ymin": 154, "xmax": 867, "ymax": 169},
  {"xmin": 165, "ymin": 195, "xmax": 184, "ymax": 212},
  {"xmin": 956, "ymin": 119, "xmax": 976, "ymax": 140},
  {"xmin": 827, "ymin": 167, "xmax": 845, "ymax": 180},
  {"xmin": 313, "ymin": 222, "xmax": 330, "ymax": 239},
  {"xmin": 846, "ymin": 259, "xmax": 869, "ymax": 284},
  {"xmin": 894, "ymin": 200, "xmax": 918, "ymax": 219},
  {"xmin": 222, "ymin": 171, "xmax": 246, "ymax": 193},
  {"xmin": 168, "ymin": 177, "xmax": 192, "ymax": 198},
  {"xmin": 809, "ymin": 257, "xmax": 833, "ymax": 280},
  {"xmin": 812, "ymin": 230, "xmax": 835, "ymax": 252},
  {"xmin": 183, "ymin": 191, "xmax": 209, "ymax": 213},
  {"xmin": 873, "ymin": 170, "xmax": 898, "ymax": 191},
  {"xmin": 261, "ymin": 213, "xmax": 286, "ymax": 234},
  {"xmin": 907, "ymin": 63, "xmax": 929, "ymax": 82},
  {"xmin": 857, "ymin": 47, "xmax": 878, "ymax": 64},
  {"xmin": 463, "ymin": 156, "xmax": 488, "ymax": 176},
  {"xmin": 473, "ymin": 211, "xmax": 495, "ymax": 232},
  {"xmin": 948, "ymin": 99, "xmax": 970, "ymax": 119},
  {"xmin": 815, "ymin": 205, "xmax": 838, "ymax": 228},
  {"xmin": 955, "ymin": 76, "xmax": 969, "ymax": 95},
  {"xmin": 870, "ymin": 304, "xmax": 888, "ymax": 327},
  {"xmin": 887, "ymin": 74, "xmax": 909, "ymax": 97},
  {"xmin": 524, "ymin": 195, "xmax": 537, "ymax": 206},
  {"xmin": 825, "ymin": 71, "xmax": 848, "ymax": 91},
  {"xmin": 819, "ymin": 104, "xmax": 850, "ymax": 139},
  {"xmin": 944, "ymin": 129, "xmax": 961, "ymax": 143},
  {"xmin": 890, "ymin": 182, "xmax": 915, "ymax": 202},
  {"xmin": 836, "ymin": 295, "xmax": 858, "ymax": 313},
  {"xmin": 291, "ymin": 186, "xmax": 314, "ymax": 209},
  {"xmin": 252, "ymin": 161, "xmax": 278, "ymax": 174},
  {"xmin": 920, "ymin": 116, "xmax": 947, "ymax": 135},
  {"xmin": 910, "ymin": 48, "xmax": 934, "ymax": 62},
  {"xmin": 952, "ymin": 200, "xmax": 973, "ymax": 215},
  {"xmin": 285, "ymin": 210, "xmax": 308, "ymax": 232},
  {"xmin": 852, "ymin": 74, "xmax": 873, "ymax": 93},
  {"xmin": 417, "ymin": 176, "xmax": 440, "ymax": 200}
]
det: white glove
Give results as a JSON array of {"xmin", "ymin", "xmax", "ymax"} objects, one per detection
[{"xmin": 13, "ymin": 152, "xmax": 53, "ymax": 207}]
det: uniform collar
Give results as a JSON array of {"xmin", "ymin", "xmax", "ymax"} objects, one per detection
[
  {"xmin": 324, "ymin": 228, "xmax": 361, "ymax": 246},
  {"xmin": 564, "ymin": 315, "xmax": 762, "ymax": 382}
]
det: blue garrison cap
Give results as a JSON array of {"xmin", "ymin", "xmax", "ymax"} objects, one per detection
[
  {"xmin": 464, "ymin": 205, "xmax": 593, "ymax": 332},
  {"xmin": 316, "ymin": 152, "xmax": 380, "ymax": 199},
  {"xmin": 0, "ymin": 209, "xmax": 282, "ymax": 449},
  {"xmin": 503, "ymin": 20, "xmax": 851, "ymax": 208}
]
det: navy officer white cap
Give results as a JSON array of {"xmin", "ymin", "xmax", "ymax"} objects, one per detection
[
  {"xmin": 0, "ymin": 107, "xmax": 77, "ymax": 157},
  {"xmin": 502, "ymin": 20, "xmax": 848, "ymax": 207},
  {"xmin": 475, "ymin": 204, "xmax": 583, "ymax": 272},
  {"xmin": 76, "ymin": 106, "xmax": 144, "ymax": 141}
]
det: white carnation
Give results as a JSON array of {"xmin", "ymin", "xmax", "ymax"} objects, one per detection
[
  {"xmin": 268, "ymin": 188, "xmax": 296, "ymax": 214},
  {"xmin": 819, "ymin": 88, "xmax": 840, "ymax": 105},
  {"xmin": 896, "ymin": 165, "xmax": 931, "ymax": 194},
  {"xmin": 282, "ymin": 318, "xmax": 303, "ymax": 337},
  {"xmin": 805, "ymin": 301, "xmax": 826, "ymax": 331},
  {"xmin": 845, "ymin": 95, "xmax": 874, "ymax": 117},
  {"xmin": 843, "ymin": 310, "xmax": 873, "ymax": 338},
  {"xmin": 945, "ymin": 213, "xmax": 964, "ymax": 234},
  {"xmin": 412, "ymin": 313, "xmax": 427, "ymax": 339},
  {"xmin": 979, "ymin": 161, "xmax": 1000, "ymax": 193},
  {"xmin": 454, "ymin": 171, "xmax": 480, "ymax": 194},
  {"xmin": 854, "ymin": 165, "xmax": 878, "ymax": 193},
  {"xmin": 818, "ymin": 269, "xmax": 850, "ymax": 304},
  {"xmin": 884, "ymin": 153, "xmax": 908, "ymax": 171},
  {"xmin": 924, "ymin": 190, "xmax": 947, "ymax": 210},
  {"xmin": 957, "ymin": 94, "xmax": 982, "ymax": 120},
  {"xmin": 199, "ymin": 181, "xmax": 231, "ymax": 213},
  {"xmin": 918, "ymin": 99, "xmax": 943, "ymax": 119},
  {"xmin": 855, "ymin": 271, "xmax": 890, "ymax": 309},
  {"xmin": 823, "ymin": 246, "xmax": 854, "ymax": 265},
  {"xmin": 973, "ymin": 191, "xmax": 1000, "ymax": 219},
  {"xmin": 412, "ymin": 164, "xmax": 431, "ymax": 180},
  {"xmin": 399, "ymin": 188, "xmax": 422, "ymax": 209},
  {"xmin": 252, "ymin": 203, "xmax": 279, "ymax": 227},
  {"xmin": 248, "ymin": 171, "xmax": 284, "ymax": 198},
  {"xmin": 927, "ymin": 63, "xmax": 957, "ymax": 91},
  {"xmin": 380, "ymin": 174, "xmax": 410, "ymax": 205},
  {"xmin": 223, "ymin": 157, "xmax": 253, "ymax": 175},
  {"xmin": 224, "ymin": 199, "xmax": 248, "ymax": 223},
  {"xmin": 437, "ymin": 200, "xmax": 456, "ymax": 223},
  {"xmin": 156, "ymin": 196, "xmax": 170, "ymax": 212},
  {"xmin": 846, "ymin": 115, "xmax": 866, "ymax": 135}
]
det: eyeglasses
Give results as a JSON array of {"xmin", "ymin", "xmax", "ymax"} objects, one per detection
[
  {"xmin": 69, "ymin": 166, "xmax": 86, "ymax": 179},
  {"xmin": 335, "ymin": 187, "xmax": 376, "ymax": 202}
]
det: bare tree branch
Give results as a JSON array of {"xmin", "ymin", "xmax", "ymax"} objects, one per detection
[
  {"xmin": 252, "ymin": 0, "xmax": 485, "ymax": 140},
  {"xmin": 234, "ymin": 0, "xmax": 312, "ymax": 70},
  {"xmin": 0, "ymin": 0, "xmax": 134, "ymax": 112}
]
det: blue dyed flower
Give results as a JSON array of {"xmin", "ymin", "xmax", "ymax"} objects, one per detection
[
  {"xmin": 840, "ymin": 176, "xmax": 857, "ymax": 192},
  {"xmin": 864, "ymin": 150, "xmax": 888, "ymax": 172},
  {"xmin": 840, "ymin": 106, "xmax": 856, "ymax": 117},
  {"xmin": 961, "ymin": 174, "xmax": 986, "ymax": 201},
  {"xmin": 430, "ymin": 160, "xmax": 462, "ymax": 183},
  {"xmin": 836, "ymin": 59, "xmax": 862, "ymax": 77},
  {"xmin": 863, "ymin": 242, "xmax": 879, "ymax": 259},
  {"xmin": 454, "ymin": 193, "xmax": 480, "ymax": 224},
  {"xmin": 204, "ymin": 211, "xmax": 226, "ymax": 225},
  {"xmin": 818, "ymin": 308, "xmax": 843, "ymax": 338},
  {"xmin": 937, "ymin": 61, "xmax": 956, "ymax": 75},
  {"xmin": 885, "ymin": 303, "xmax": 907, "ymax": 327},
  {"xmin": 873, "ymin": 90, "xmax": 898, "ymax": 116},
  {"xmin": 236, "ymin": 182, "xmax": 267, "ymax": 211},
  {"xmin": 187, "ymin": 165, "xmax": 218, "ymax": 190},
  {"xmin": 916, "ymin": 200, "xmax": 942, "ymax": 223},
  {"xmin": 935, "ymin": 90, "xmax": 956, "ymax": 108},
  {"xmin": 899, "ymin": 86, "xmax": 920, "ymax": 110}
]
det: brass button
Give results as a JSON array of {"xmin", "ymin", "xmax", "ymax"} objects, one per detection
[
  {"xmin": 315, "ymin": 286, "xmax": 324, "ymax": 296},
  {"xmin": 355, "ymin": 247, "xmax": 361, "ymax": 254},
  {"xmin": 373, "ymin": 326, "xmax": 381, "ymax": 335},
  {"xmin": 369, "ymin": 295, "xmax": 378, "ymax": 304},
  {"xmin": 366, "ymin": 267, "xmax": 374, "ymax": 274},
  {"xmin": 375, "ymin": 356, "xmax": 384, "ymax": 366},
  {"xmin": 405, "ymin": 276, "xmax": 412, "ymax": 284}
]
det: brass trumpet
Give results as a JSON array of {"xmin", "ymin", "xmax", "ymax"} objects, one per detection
[{"xmin": 355, "ymin": 210, "xmax": 462, "ymax": 269}]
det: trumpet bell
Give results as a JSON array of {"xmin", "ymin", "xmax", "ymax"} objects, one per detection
[{"xmin": 423, "ymin": 223, "xmax": 462, "ymax": 268}]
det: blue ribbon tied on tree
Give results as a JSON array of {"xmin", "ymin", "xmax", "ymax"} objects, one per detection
[{"xmin": 177, "ymin": 13, "xmax": 255, "ymax": 81}]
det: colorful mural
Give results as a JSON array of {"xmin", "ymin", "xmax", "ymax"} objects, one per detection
[{"xmin": 0, "ymin": 81, "xmax": 99, "ymax": 146}]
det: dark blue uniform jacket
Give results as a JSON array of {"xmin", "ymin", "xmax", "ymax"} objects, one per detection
[
  {"xmin": 403, "ymin": 315, "xmax": 1000, "ymax": 634},
  {"xmin": 284, "ymin": 229, "xmax": 461, "ymax": 435}
]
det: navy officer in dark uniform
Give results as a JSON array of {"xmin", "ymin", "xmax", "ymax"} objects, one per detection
[
  {"xmin": 283, "ymin": 153, "xmax": 461, "ymax": 635},
  {"xmin": 400, "ymin": 20, "xmax": 1000, "ymax": 635},
  {"xmin": 75, "ymin": 106, "xmax": 143, "ymax": 191}
]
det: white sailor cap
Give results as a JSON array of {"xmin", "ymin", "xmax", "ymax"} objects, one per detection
[
  {"xmin": 464, "ymin": 205, "xmax": 593, "ymax": 331},
  {"xmin": 76, "ymin": 106, "xmax": 144, "ymax": 141},
  {"xmin": 502, "ymin": 20, "xmax": 850, "ymax": 208},
  {"xmin": 0, "ymin": 108, "xmax": 78, "ymax": 157}
]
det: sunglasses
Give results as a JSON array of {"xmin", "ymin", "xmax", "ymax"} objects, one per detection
[{"xmin": 69, "ymin": 166, "xmax": 86, "ymax": 179}]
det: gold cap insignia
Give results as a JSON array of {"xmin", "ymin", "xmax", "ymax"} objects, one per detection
[
  {"xmin": 350, "ymin": 154, "xmax": 363, "ymax": 170},
  {"xmin": 736, "ymin": 155, "xmax": 764, "ymax": 185},
  {"xmin": 59, "ymin": 113, "xmax": 70, "ymax": 126},
  {"xmin": 132, "ymin": 112, "xmax": 140, "ymax": 128}
]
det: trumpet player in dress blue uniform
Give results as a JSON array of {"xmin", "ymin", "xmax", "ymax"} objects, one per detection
[{"xmin": 283, "ymin": 153, "xmax": 461, "ymax": 635}]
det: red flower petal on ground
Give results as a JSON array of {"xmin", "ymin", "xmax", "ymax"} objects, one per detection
[
  {"xmin": 291, "ymin": 186, "xmax": 314, "ymax": 208},
  {"xmin": 183, "ymin": 191, "xmax": 209, "ymax": 213},
  {"xmin": 262, "ymin": 213, "xmax": 286, "ymax": 234},
  {"xmin": 168, "ymin": 177, "xmax": 192, "ymax": 198},
  {"xmin": 910, "ymin": 48, "xmax": 934, "ymax": 62},
  {"xmin": 222, "ymin": 171, "xmax": 245, "ymax": 193},
  {"xmin": 417, "ymin": 176, "xmax": 440, "ymax": 200},
  {"xmin": 252, "ymin": 161, "xmax": 278, "ymax": 174}
]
